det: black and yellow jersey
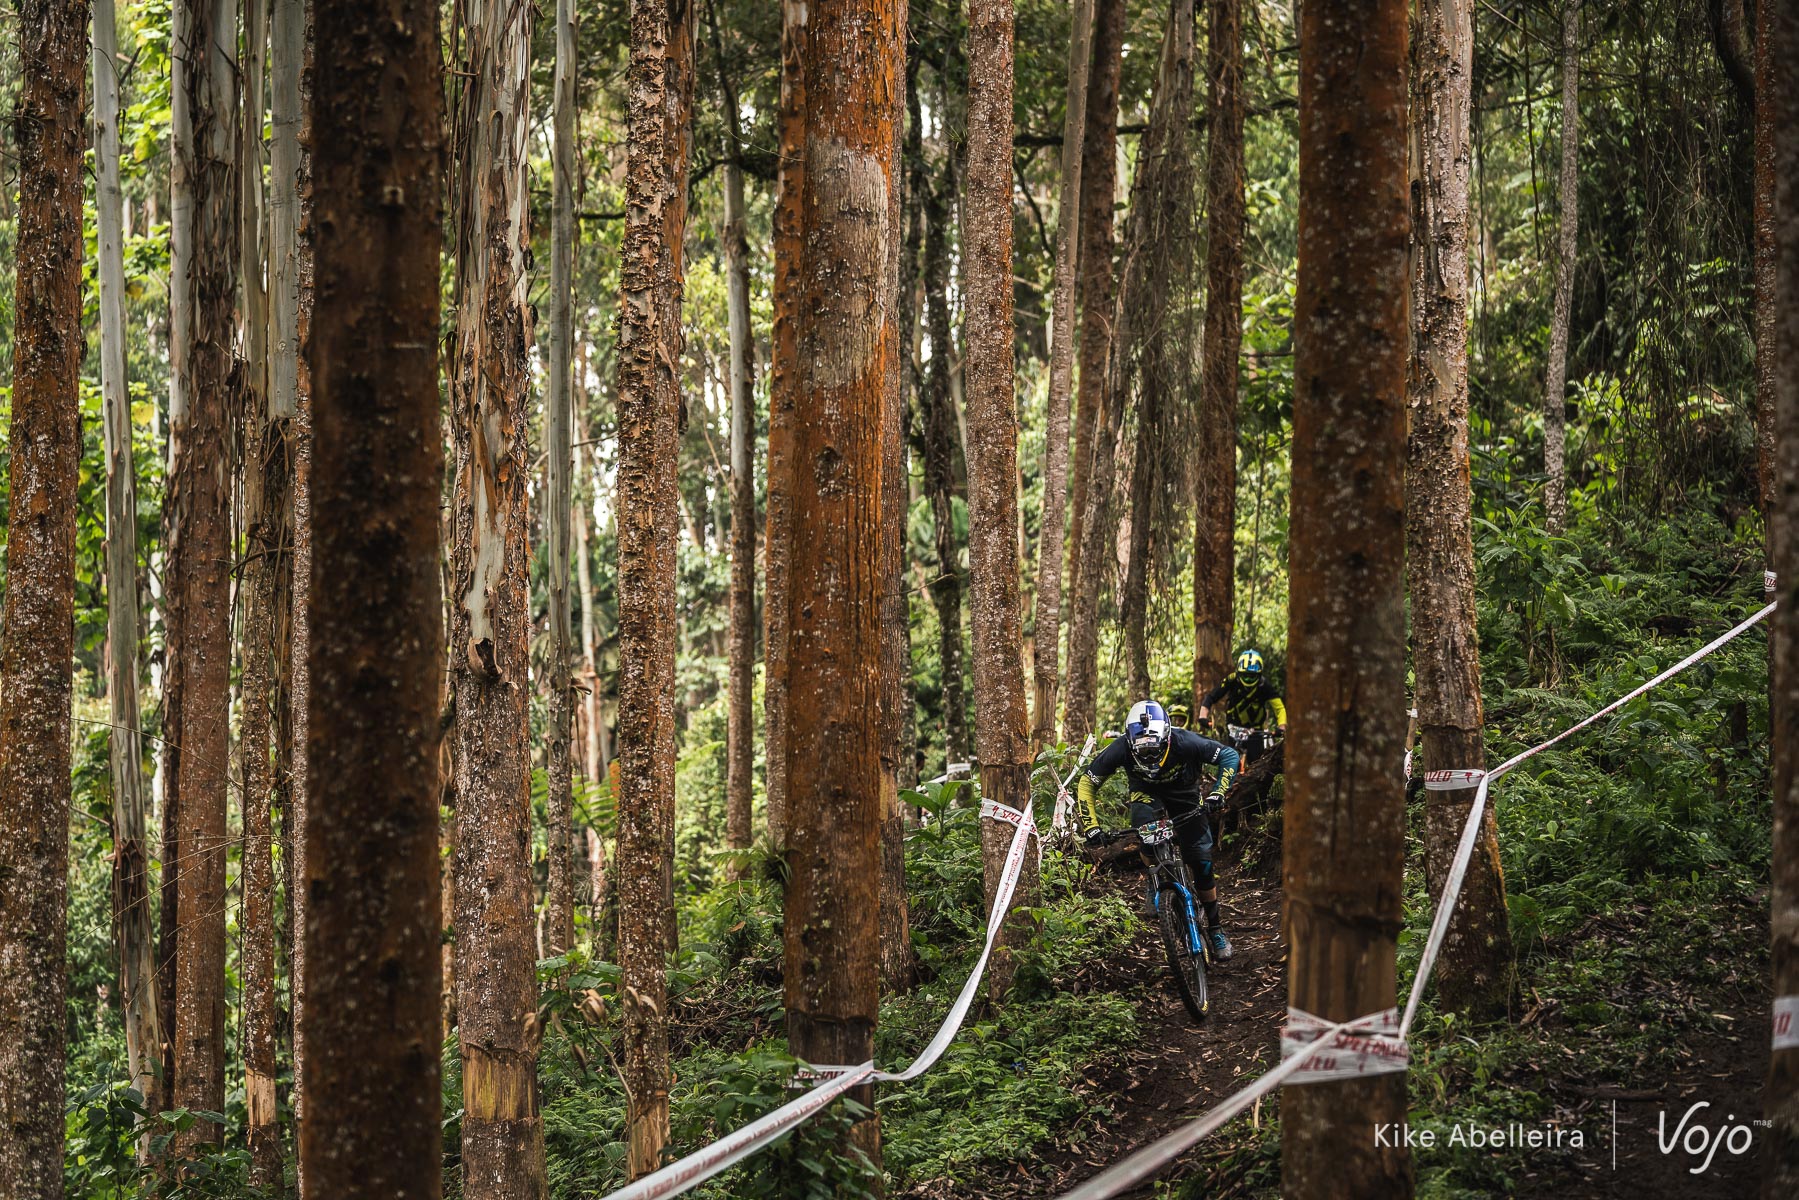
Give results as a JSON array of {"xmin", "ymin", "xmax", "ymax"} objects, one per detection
[{"xmin": 1201, "ymin": 672, "xmax": 1287, "ymax": 729}]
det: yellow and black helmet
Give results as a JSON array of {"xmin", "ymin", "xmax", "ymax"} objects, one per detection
[{"xmin": 1236, "ymin": 648, "xmax": 1265, "ymax": 677}]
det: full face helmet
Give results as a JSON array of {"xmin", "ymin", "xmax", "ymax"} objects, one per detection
[
  {"xmin": 1236, "ymin": 649, "xmax": 1265, "ymax": 678},
  {"xmin": 1125, "ymin": 700, "xmax": 1172, "ymax": 773}
]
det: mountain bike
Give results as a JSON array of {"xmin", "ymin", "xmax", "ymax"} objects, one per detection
[
  {"xmin": 1135, "ymin": 803, "xmax": 1212, "ymax": 1022},
  {"xmin": 1086, "ymin": 803, "xmax": 1212, "ymax": 1023}
]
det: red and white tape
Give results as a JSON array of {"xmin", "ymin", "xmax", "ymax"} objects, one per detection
[
  {"xmin": 1059, "ymin": 599, "xmax": 1774, "ymax": 1200},
  {"xmin": 1281, "ymin": 1007, "xmax": 1409, "ymax": 1082},
  {"xmin": 1422, "ymin": 769, "xmax": 1487, "ymax": 792},
  {"xmin": 599, "ymin": 764, "xmax": 1044, "ymax": 1199},
  {"xmin": 1775, "ymin": 996, "xmax": 1799, "ymax": 1052},
  {"xmin": 601, "ymin": 1062, "xmax": 876, "ymax": 1200}
]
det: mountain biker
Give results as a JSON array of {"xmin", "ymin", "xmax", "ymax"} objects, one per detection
[
  {"xmin": 1198, "ymin": 649, "xmax": 1287, "ymax": 764},
  {"xmin": 1078, "ymin": 701, "xmax": 1240, "ymax": 961}
]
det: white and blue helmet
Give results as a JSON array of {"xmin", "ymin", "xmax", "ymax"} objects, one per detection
[{"xmin": 1125, "ymin": 700, "xmax": 1171, "ymax": 771}]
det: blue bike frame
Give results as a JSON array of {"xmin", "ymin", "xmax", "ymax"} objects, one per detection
[{"xmin": 1152, "ymin": 876, "xmax": 1206, "ymax": 957}]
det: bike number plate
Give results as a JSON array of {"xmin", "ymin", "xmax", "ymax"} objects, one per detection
[{"xmin": 1137, "ymin": 818, "xmax": 1176, "ymax": 846}]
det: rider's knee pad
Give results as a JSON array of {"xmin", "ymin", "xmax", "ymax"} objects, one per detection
[{"xmin": 1183, "ymin": 847, "xmax": 1215, "ymax": 891}]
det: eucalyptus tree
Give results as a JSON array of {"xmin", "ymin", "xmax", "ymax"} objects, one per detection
[
  {"xmin": 545, "ymin": 0, "xmax": 579, "ymax": 958},
  {"xmin": 615, "ymin": 0, "xmax": 696, "ymax": 1174},
  {"xmin": 447, "ymin": 0, "xmax": 548, "ymax": 1191},
  {"xmin": 93, "ymin": 0, "xmax": 163, "ymax": 1136},
  {"xmin": 1406, "ymin": 0, "xmax": 1514, "ymax": 1019},
  {"xmin": 962, "ymin": 0, "xmax": 1040, "ymax": 1001},
  {"xmin": 300, "ymin": 0, "xmax": 447, "ymax": 1194},
  {"xmin": 1764, "ymin": 1, "xmax": 1799, "ymax": 1187},
  {"xmin": 1282, "ymin": 0, "xmax": 1413, "ymax": 1192},
  {"xmin": 1061, "ymin": 0, "xmax": 1126, "ymax": 742},
  {"xmin": 0, "ymin": 2, "xmax": 88, "ymax": 1190},
  {"xmin": 1029, "ymin": 0, "xmax": 1096, "ymax": 745},
  {"xmin": 1193, "ymin": 0, "xmax": 1245, "ymax": 701},
  {"xmin": 776, "ymin": 0, "xmax": 902, "ymax": 1162},
  {"xmin": 170, "ymin": 0, "xmax": 239, "ymax": 1154},
  {"xmin": 1544, "ymin": 0, "xmax": 1580, "ymax": 533}
]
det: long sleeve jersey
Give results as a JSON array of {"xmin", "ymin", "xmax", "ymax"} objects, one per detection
[{"xmin": 1077, "ymin": 727, "xmax": 1240, "ymax": 827}]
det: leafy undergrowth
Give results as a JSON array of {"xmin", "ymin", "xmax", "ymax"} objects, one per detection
[
  {"xmin": 518, "ymin": 775, "xmax": 1143, "ymax": 1199},
  {"xmin": 1166, "ymin": 509, "xmax": 1774, "ymax": 1199}
]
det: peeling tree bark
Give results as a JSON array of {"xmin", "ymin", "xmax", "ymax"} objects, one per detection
[
  {"xmin": 1543, "ymin": 0, "xmax": 1579, "ymax": 535},
  {"xmin": 1192, "ymin": 0, "xmax": 1243, "ymax": 705},
  {"xmin": 1765, "ymin": 1, "xmax": 1799, "ymax": 1190},
  {"xmin": 1281, "ymin": 0, "xmax": 1413, "ymax": 1194},
  {"xmin": 1029, "ymin": 0, "xmax": 1096, "ymax": 746},
  {"xmin": 962, "ymin": 0, "xmax": 1040, "ymax": 1004},
  {"xmin": 448, "ymin": 1, "xmax": 548, "ymax": 1193},
  {"xmin": 299, "ymin": 0, "xmax": 445, "ymax": 1191},
  {"xmin": 94, "ymin": 0, "xmax": 164, "ymax": 1143},
  {"xmin": 1062, "ymin": 0, "xmax": 1126, "ymax": 743},
  {"xmin": 1406, "ymin": 0, "xmax": 1514, "ymax": 1022},
  {"xmin": 0, "ymin": 2, "xmax": 86, "ymax": 1191},
  {"xmin": 778, "ymin": 0, "xmax": 901, "ymax": 1166},
  {"xmin": 616, "ymin": 0, "xmax": 695, "ymax": 1176},
  {"xmin": 171, "ymin": 0, "xmax": 238, "ymax": 1158},
  {"xmin": 545, "ymin": 0, "xmax": 579, "ymax": 959}
]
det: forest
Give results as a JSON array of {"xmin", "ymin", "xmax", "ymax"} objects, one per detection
[{"xmin": 1, "ymin": 0, "xmax": 1798, "ymax": 1197}]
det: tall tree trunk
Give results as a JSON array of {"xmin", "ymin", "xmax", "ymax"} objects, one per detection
[
  {"xmin": 1407, "ymin": 0, "xmax": 1513, "ymax": 1021},
  {"xmin": 921, "ymin": 166, "xmax": 971, "ymax": 767},
  {"xmin": 1543, "ymin": 0, "xmax": 1579, "ymax": 534},
  {"xmin": 171, "ymin": 0, "xmax": 238, "ymax": 1156},
  {"xmin": 1282, "ymin": 0, "xmax": 1413, "ymax": 1194},
  {"xmin": 778, "ymin": 0, "xmax": 900, "ymax": 1167},
  {"xmin": 713, "ymin": 4, "xmax": 758, "ymax": 880},
  {"xmin": 1066, "ymin": 0, "xmax": 1190, "ymax": 736},
  {"xmin": 616, "ymin": 0, "xmax": 694, "ymax": 1175},
  {"xmin": 236, "ymin": 0, "xmax": 285, "ymax": 1181},
  {"xmin": 1029, "ymin": 0, "xmax": 1096, "ymax": 745},
  {"xmin": 0, "ymin": 2, "xmax": 86, "ymax": 1191},
  {"xmin": 271, "ymin": 0, "xmax": 311, "ymax": 1159},
  {"xmin": 963, "ymin": 0, "xmax": 1039, "ymax": 1004},
  {"xmin": 448, "ymin": 1, "xmax": 547, "ymax": 1193},
  {"xmin": 1062, "ymin": 0, "xmax": 1127, "ymax": 742},
  {"xmin": 1765, "ymin": 0, "xmax": 1799, "ymax": 1190},
  {"xmin": 876, "ymin": 30, "xmax": 915, "ymax": 993},
  {"xmin": 765, "ymin": 0, "xmax": 802, "ymax": 852},
  {"xmin": 544, "ymin": 0, "xmax": 578, "ymax": 959},
  {"xmin": 1754, "ymin": 0, "xmax": 1775, "ymax": 529},
  {"xmin": 578, "ymin": 475, "xmax": 602, "ymax": 787},
  {"xmin": 1192, "ymin": 0, "xmax": 1243, "ymax": 704},
  {"xmin": 94, "ymin": 0, "xmax": 164, "ymax": 1139},
  {"xmin": 299, "ymin": 0, "xmax": 445, "ymax": 1190}
]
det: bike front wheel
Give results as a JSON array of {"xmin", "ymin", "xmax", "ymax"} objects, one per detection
[{"xmin": 1155, "ymin": 884, "xmax": 1210, "ymax": 1023}]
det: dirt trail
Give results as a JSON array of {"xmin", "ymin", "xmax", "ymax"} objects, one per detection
[{"xmin": 984, "ymin": 853, "xmax": 1290, "ymax": 1198}]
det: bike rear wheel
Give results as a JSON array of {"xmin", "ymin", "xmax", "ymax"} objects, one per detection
[{"xmin": 1155, "ymin": 884, "xmax": 1209, "ymax": 1022}]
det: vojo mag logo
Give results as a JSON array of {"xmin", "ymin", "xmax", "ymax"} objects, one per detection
[{"xmin": 1655, "ymin": 1101, "xmax": 1763, "ymax": 1175}]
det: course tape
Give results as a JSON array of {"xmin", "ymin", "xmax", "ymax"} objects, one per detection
[
  {"xmin": 1281, "ymin": 1007, "xmax": 1409, "ymax": 1082},
  {"xmin": 1422, "ymin": 769, "xmax": 1487, "ymax": 791},
  {"xmin": 601, "ymin": 761, "xmax": 1046, "ymax": 1199},
  {"xmin": 1775, "ymin": 996, "xmax": 1799, "ymax": 1051},
  {"xmin": 602, "ymin": 1062, "xmax": 877, "ymax": 1200},
  {"xmin": 1058, "ymin": 599, "xmax": 1774, "ymax": 1199}
]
